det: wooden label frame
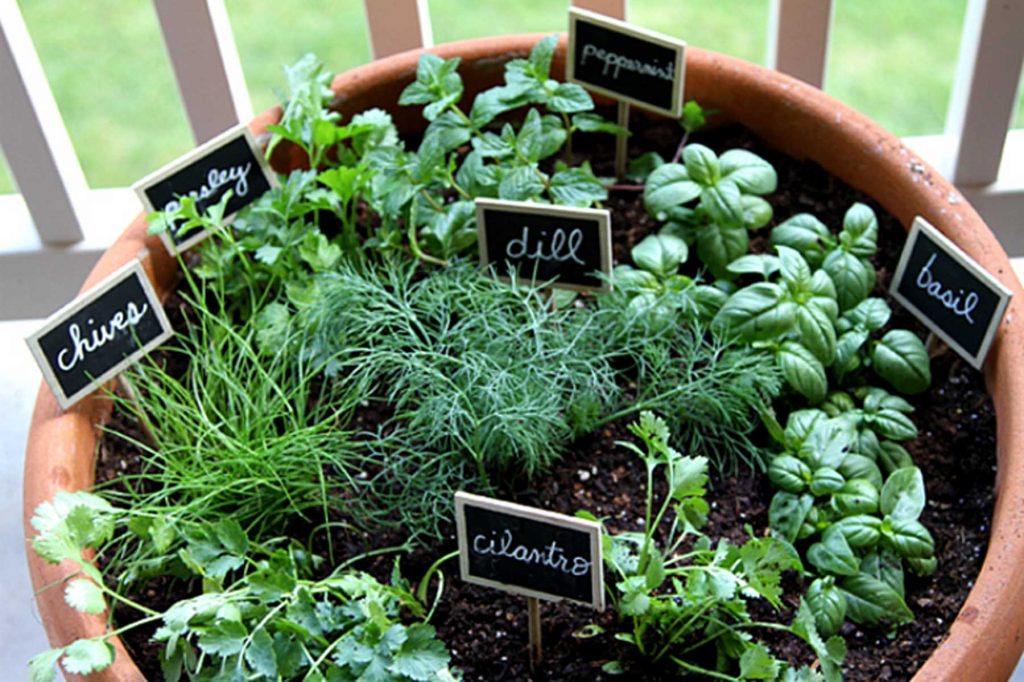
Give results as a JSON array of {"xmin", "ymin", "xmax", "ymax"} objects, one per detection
[
  {"xmin": 567, "ymin": 7, "xmax": 686, "ymax": 118},
  {"xmin": 455, "ymin": 491, "xmax": 604, "ymax": 610},
  {"xmin": 133, "ymin": 124, "xmax": 279, "ymax": 256},
  {"xmin": 889, "ymin": 216, "xmax": 1013, "ymax": 370},
  {"xmin": 475, "ymin": 198, "xmax": 613, "ymax": 293},
  {"xmin": 26, "ymin": 260, "xmax": 173, "ymax": 409}
]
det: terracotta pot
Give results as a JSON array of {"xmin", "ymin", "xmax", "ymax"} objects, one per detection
[{"xmin": 24, "ymin": 34, "xmax": 1024, "ymax": 681}]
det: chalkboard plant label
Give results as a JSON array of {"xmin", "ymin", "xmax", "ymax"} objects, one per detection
[
  {"xmin": 567, "ymin": 7, "xmax": 686, "ymax": 118},
  {"xmin": 890, "ymin": 216, "xmax": 1013, "ymax": 369},
  {"xmin": 133, "ymin": 124, "xmax": 278, "ymax": 255},
  {"xmin": 455, "ymin": 492, "xmax": 604, "ymax": 610},
  {"xmin": 476, "ymin": 198, "xmax": 613, "ymax": 293},
  {"xmin": 26, "ymin": 260, "xmax": 173, "ymax": 409}
]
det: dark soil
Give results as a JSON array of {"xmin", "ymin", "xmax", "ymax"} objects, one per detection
[{"xmin": 95, "ymin": 116, "xmax": 996, "ymax": 682}]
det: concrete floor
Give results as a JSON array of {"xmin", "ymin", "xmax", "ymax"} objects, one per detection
[{"xmin": 4, "ymin": 295, "xmax": 1024, "ymax": 681}]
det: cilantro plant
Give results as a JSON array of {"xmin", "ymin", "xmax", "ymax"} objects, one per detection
[
  {"xmin": 29, "ymin": 492, "xmax": 457, "ymax": 682},
  {"xmin": 582, "ymin": 413, "xmax": 845, "ymax": 681}
]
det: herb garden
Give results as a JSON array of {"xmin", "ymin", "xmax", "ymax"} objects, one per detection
[{"xmin": 24, "ymin": 32, "xmax": 1006, "ymax": 682}]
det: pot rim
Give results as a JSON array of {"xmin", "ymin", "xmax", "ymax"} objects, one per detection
[{"xmin": 22, "ymin": 32, "xmax": 1024, "ymax": 681}]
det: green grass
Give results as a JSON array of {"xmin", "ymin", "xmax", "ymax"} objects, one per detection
[{"xmin": 2, "ymin": 0, "xmax": 1022, "ymax": 195}]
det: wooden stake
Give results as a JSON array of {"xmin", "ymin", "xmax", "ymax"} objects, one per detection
[
  {"xmin": 615, "ymin": 101, "xmax": 630, "ymax": 179},
  {"xmin": 528, "ymin": 596, "xmax": 542, "ymax": 668}
]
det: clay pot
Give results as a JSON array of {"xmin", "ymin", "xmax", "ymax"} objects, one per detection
[{"xmin": 24, "ymin": 34, "xmax": 1024, "ymax": 681}]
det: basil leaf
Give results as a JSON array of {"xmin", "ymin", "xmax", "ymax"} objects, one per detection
[
  {"xmin": 809, "ymin": 467, "xmax": 845, "ymax": 496},
  {"xmin": 612, "ymin": 265, "xmax": 660, "ymax": 291},
  {"xmin": 866, "ymin": 409, "xmax": 918, "ymax": 441},
  {"xmin": 906, "ymin": 555, "xmax": 938, "ymax": 577},
  {"xmin": 838, "ymin": 455, "xmax": 883, "ymax": 490},
  {"xmin": 822, "ymin": 249, "xmax": 875, "ymax": 312},
  {"xmin": 768, "ymin": 455, "xmax": 811, "ymax": 493},
  {"xmin": 799, "ymin": 417, "xmax": 855, "ymax": 469},
  {"xmin": 726, "ymin": 254, "xmax": 780, "ymax": 279},
  {"xmin": 831, "ymin": 478, "xmax": 880, "ymax": 515},
  {"xmin": 884, "ymin": 517, "xmax": 935, "ymax": 559},
  {"xmin": 872, "ymin": 330, "xmax": 931, "ymax": 395},
  {"xmin": 839, "ymin": 202, "xmax": 878, "ymax": 258},
  {"xmin": 880, "ymin": 466, "xmax": 926, "ymax": 521},
  {"xmin": 631, "ymin": 233, "xmax": 688, "ymax": 278},
  {"xmin": 860, "ymin": 548, "xmax": 905, "ymax": 598},
  {"xmin": 701, "ymin": 180, "xmax": 745, "ymax": 229},
  {"xmin": 807, "ymin": 527, "xmax": 859, "ymax": 576},
  {"xmin": 840, "ymin": 574, "xmax": 913, "ymax": 628},
  {"xmin": 644, "ymin": 163, "xmax": 701, "ymax": 219},
  {"xmin": 769, "ymin": 492, "xmax": 814, "ymax": 542},
  {"xmin": 713, "ymin": 282, "xmax": 795, "ymax": 340},
  {"xmin": 697, "ymin": 223, "xmax": 750, "ymax": 279},
  {"xmin": 777, "ymin": 341, "xmax": 828, "ymax": 404},
  {"xmin": 742, "ymin": 195, "xmax": 773, "ymax": 230},
  {"xmin": 683, "ymin": 143, "xmax": 719, "ymax": 186},
  {"xmin": 797, "ymin": 306, "xmax": 837, "ymax": 365},
  {"xmin": 778, "ymin": 245, "xmax": 813, "ymax": 291},
  {"xmin": 878, "ymin": 441, "xmax": 914, "ymax": 476},
  {"xmin": 719, "ymin": 148, "xmax": 778, "ymax": 195},
  {"xmin": 806, "ymin": 577, "xmax": 847, "ymax": 637},
  {"xmin": 770, "ymin": 213, "xmax": 833, "ymax": 268},
  {"xmin": 784, "ymin": 409, "xmax": 828, "ymax": 451},
  {"xmin": 829, "ymin": 514, "xmax": 882, "ymax": 549},
  {"xmin": 834, "ymin": 330, "xmax": 868, "ymax": 379},
  {"xmin": 841, "ymin": 297, "xmax": 891, "ymax": 333}
]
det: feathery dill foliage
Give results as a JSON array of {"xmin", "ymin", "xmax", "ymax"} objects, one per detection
[
  {"xmin": 302, "ymin": 260, "xmax": 622, "ymax": 480},
  {"xmin": 97, "ymin": 276, "xmax": 374, "ymax": 577},
  {"xmin": 299, "ymin": 260, "xmax": 781, "ymax": 478}
]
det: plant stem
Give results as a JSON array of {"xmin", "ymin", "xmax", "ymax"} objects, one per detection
[{"xmin": 670, "ymin": 130, "xmax": 691, "ymax": 165}]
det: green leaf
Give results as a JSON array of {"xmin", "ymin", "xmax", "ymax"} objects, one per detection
[
  {"xmin": 866, "ymin": 409, "xmax": 917, "ymax": 441},
  {"xmin": 198, "ymin": 620, "xmax": 248, "ymax": 657},
  {"xmin": 714, "ymin": 282, "xmax": 795, "ymax": 341},
  {"xmin": 839, "ymin": 203, "xmax": 878, "ymax": 257},
  {"xmin": 625, "ymin": 151, "xmax": 665, "ymax": 182},
  {"xmin": 769, "ymin": 492, "xmax": 814, "ymax": 542},
  {"xmin": 778, "ymin": 245, "xmax": 813, "ymax": 291},
  {"xmin": 791, "ymin": 599, "xmax": 845, "ymax": 682},
  {"xmin": 800, "ymin": 417, "xmax": 855, "ymax": 469},
  {"xmin": 838, "ymin": 455, "xmax": 883, "ymax": 490},
  {"xmin": 872, "ymin": 330, "xmax": 931, "ymax": 394},
  {"xmin": 619, "ymin": 583, "xmax": 651, "ymax": 616},
  {"xmin": 778, "ymin": 341, "xmax": 828, "ymax": 404},
  {"xmin": 797, "ymin": 306, "xmax": 837, "ymax": 365},
  {"xmin": 679, "ymin": 100, "xmax": 707, "ymax": 133},
  {"xmin": 829, "ymin": 514, "xmax": 882, "ymax": 549},
  {"xmin": 768, "ymin": 455, "xmax": 811, "ymax": 494},
  {"xmin": 697, "ymin": 223, "xmax": 749, "ymax": 279},
  {"xmin": 771, "ymin": 213, "xmax": 833, "ymax": 267},
  {"xmin": 644, "ymin": 550, "xmax": 666, "ymax": 591},
  {"xmin": 719, "ymin": 148, "xmax": 777, "ymax": 194},
  {"xmin": 631, "ymin": 233, "xmax": 688, "ymax": 277},
  {"xmin": 549, "ymin": 167, "xmax": 607, "ymax": 206},
  {"xmin": 683, "ymin": 143, "xmax": 719, "ymax": 186},
  {"xmin": 572, "ymin": 112, "xmax": 629, "ymax": 136},
  {"xmin": 860, "ymin": 549, "xmax": 905, "ymax": 598},
  {"xmin": 822, "ymin": 250, "xmax": 875, "ymax": 312},
  {"xmin": 809, "ymin": 467, "xmax": 845, "ymax": 496},
  {"xmin": 784, "ymin": 409, "xmax": 828, "ymax": 450},
  {"xmin": 834, "ymin": 330, "xmax": 868, "ymax": 378},
  {"xmin": 880, "ymin": 467, "xmax": 926, "ymax": 521},
  {"xmin": 28, "ymin": 648, "xmax": 62, "ymax": 682},
  {"xmin": 390, "ymin": 624, "xmax": 450, "ymax": 681},
  {"xmin": 878, "ymin": 442, "xmax": 914, "ymax": 476},
  {"xmin": 669, "ymin": 455, "xmax": 709, "ymax": 500},
  {"xmin": 548, "ymin": 82, "xmax": 593, "ymax": 112},
  {"xmin": 498, "ymin": 165, "xmax": 544, "ymax": 201},
  {"xmin": 806, "ymin": 577, "xmax": 847, "ymax": 637},
  {"xmin": 244, "ymin": 628, "xmax": 278, "ymax": 678},
  {"xmin": 884, "ymin": 518, "xmax": 935, "ymax": 559},
  {"xmin": 644, "ymin": 163, "xmax": 701, "ymax": 219},
  {"xmin": 516, "ymin": 108, "xmax": 564, "ymax": 162},
  {"xmin": 61, "ymin": 639, "xmax": 115, "ymax": 676},
  {"xmin": 808, "ymin": 528, "xmax": 859, "ymax": 576},
  {"xmin": 906, "ymin": 555, "xmax": 938, "ymax": 576},
  {"xmin": 701, "ymin": 180, "xmax": 745, "ymax": 229},
  {"xmin": 727, "ymin": 253, "xmax": 780, "ymax": 279},
  {"xmin": 831, "ymin": 478, "xmax": 880, "ymax": 515},
  {"xmin": 64, "ymin": 579, "xmax": 106, "ymax": 615},
  {"xmin": 739, "ymin": 643, "xmax": 781, "ymax": 680},
  {"xmin": 742, "ymin": 195, "xmax": 774, "ymax": 230},
  {"xmin": 841, "ymin": 297, "xmax": 891, "ymax": 332},
  {"xmin": 529, "ymin": 34, "xmax": 558, "ymax": 80},
  {"xmin": 840, "ymin": 574, "xmax": 914, "ymax": 627}
]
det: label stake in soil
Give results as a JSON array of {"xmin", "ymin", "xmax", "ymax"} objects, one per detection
[
  {"xmin": 567, "ymin": 7, "xmax": 687, "ymax": 134},
  {"xmin": 528, "ymin": 596, "xmax": 542, "ymax": 668},
  {"xmin": 615, "ymin": 101, "xmax": 630, "ymax": 178},
  {"xmin": 455, "ymin": 492, "xmax": 604, "ymax": 669},
  {"xmin": 890, "ymin": 216, "xmax": 1013, "ymax": 369}
]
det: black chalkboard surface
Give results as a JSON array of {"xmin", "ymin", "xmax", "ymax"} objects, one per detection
[
  {"xmin": 455, "ymin": 492, "xmax": 604, "ymax": 609},
  {"xmin": 890, "ymin": 216, "xmax": 1012, "ymax": 369},
  {"xmin": 476, "ymin": 198, "xmax": 612, "ymax": 293},
  {"xmin": 134, "ymin": 125, "xmax": 277, "ymax": 255},
  {"xmin": 567, "ymin": 8, "xmax": 686, "ymax": 117},
  {"xmin": 27, "ymin": 261, "xmax": 173, "ymax": 409}
]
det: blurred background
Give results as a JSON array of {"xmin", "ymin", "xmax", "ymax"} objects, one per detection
[{"xmin": 2, "ymin": 0, "xmax": 1021, "ymax": 195}]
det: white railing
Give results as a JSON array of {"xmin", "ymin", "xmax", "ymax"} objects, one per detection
[{"xmin": 1, "ymin": 0, "xmax": 1022, "ymax": 319}]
